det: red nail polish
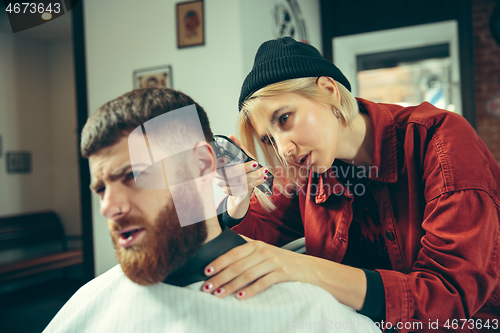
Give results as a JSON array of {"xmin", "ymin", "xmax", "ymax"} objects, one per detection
[
  {"xmin": 238, "ymin": 291, "xmax": 245, "ymax": 297},
  {"xmin": 206, "ymin": 267, "xmax": 214, "ymax": 274},
  {"xmin": 252, "ymin": 163, "xmax": 258, "ymax": 168},
  {"xmin": 215, "ymin": 288, "xmax": 224, "ymax": 295},
  {"xmin": 264, "ymin": 176, "xmax": 267, "ymax": 180},
  {"xmin": 202, "ymin": 282, "xmax": 213, "ymax": 292},
  {"xmin": 264, "ymin": 169, "xmax": 268, "ymax": 174}
]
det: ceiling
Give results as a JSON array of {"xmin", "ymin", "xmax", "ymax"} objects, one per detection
[{"xmin": 0, "ymin": 3, "xmax": 73, "ymax": 41}]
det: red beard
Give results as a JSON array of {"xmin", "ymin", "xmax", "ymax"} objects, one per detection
[{"xmin": 109, "ymin": 195, "xmax": 207, "ymax": 286}]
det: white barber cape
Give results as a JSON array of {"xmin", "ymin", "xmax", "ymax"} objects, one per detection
[
  {"xmin": 43, "ymin": 264, "xmax": 381, "ymax": 333},
  {"xmin": 45, "ymin": 224, "xmax": 381, "ymax": 333}
]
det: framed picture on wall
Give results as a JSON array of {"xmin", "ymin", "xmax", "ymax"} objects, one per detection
[
  {"xmin": 6, "ymin": 151, "xmax": 31, "ymax": 174},
  {"xmin": 176, "ymin": 1, "xmax": 205, "ymax": 48},
  {"xmin": 133, "ymin": 65, "xmax": 173, "ymax": 89}
]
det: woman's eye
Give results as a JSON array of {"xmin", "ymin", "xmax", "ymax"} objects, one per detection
[
  {"xmin": 261, "ymin": 136, "xmax": 275, "ymax": 146},
  {"xmin": 278, "ymin": 113, "xmax": 289, "ymax": 125},
  {"xmin": 96, "ymin": 187, "xmax": 105, "ymax": 194},
  {"xmin": 125, "ymin": 172, "xmax": 135, "ymax": 181}
]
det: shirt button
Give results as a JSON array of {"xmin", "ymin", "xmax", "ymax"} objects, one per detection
[
  {"xmin": 385, "ymin": 230, "xmax": 395, "ymax": 241},
  {"xmin": 372, "ymin": 181, "xmax": 383, "ymax": 190}
]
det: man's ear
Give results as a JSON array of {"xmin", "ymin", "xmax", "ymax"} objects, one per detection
[
  {"xmin": 316, "ymin": 76, "xmax": 341, "ymax": 104},
  {"xmin": 192, "ymin": 141, "xmax": 215, "ymax": 178}
]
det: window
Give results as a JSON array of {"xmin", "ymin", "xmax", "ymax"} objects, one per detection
[{"xmin": 333, "ymin": 21, "xmax": 461, "ymax": 114}]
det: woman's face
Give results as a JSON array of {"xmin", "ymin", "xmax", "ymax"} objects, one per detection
[{"xmin": 249, "ymin": 92, "xmax": 342, "ymax": 174}]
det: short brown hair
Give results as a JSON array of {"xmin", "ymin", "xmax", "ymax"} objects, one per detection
[{"xmin": 81, "ymin": 88, "xmax": 213, "ymax": 158}]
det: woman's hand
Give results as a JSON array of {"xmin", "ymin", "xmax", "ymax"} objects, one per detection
[
  {"xmin": 200, "ymin": 239, "xmax": 368, "ymax": 311},
  {"xmin": 200, "ymin": 239, "xmax": 318, "ymax": 299},
  {"xmin": 214, "ymin": 135, "xmax": 268, "ymax": 215}
]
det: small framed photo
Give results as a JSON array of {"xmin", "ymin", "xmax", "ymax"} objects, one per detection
[
  {"xmin": 6, "ymin": 151, "xmax": 31, "ymax": 174},
  {"xmin": 176, "ymin": 1, "xmax": 205, "ymax": 48},
  {"xmin": 133, "ymin": 65, "xmax": 173, "ymax": 89}
]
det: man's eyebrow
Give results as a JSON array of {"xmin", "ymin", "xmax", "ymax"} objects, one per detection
[
  {"xmin": 89, "ymin": 162, "xmax": 134, "ymax": 192},
  {"xmin": 89, "ymin": 180, "xmax": 103, "ymax": 192},
  {"xmin": 109, "ymin": 163, "xmax": 133, "ymax": 180}
]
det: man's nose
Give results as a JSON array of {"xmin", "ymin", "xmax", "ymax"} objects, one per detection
[{"xmin": 100, "ymin": 183, "xmax": 130, "ymax": 219}]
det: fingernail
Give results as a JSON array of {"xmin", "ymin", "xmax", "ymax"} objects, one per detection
[
  {"xmin": 264, "ymin": 168, "xmax": 269, "ymax": 174},
  {"xmin": 215, "ymin": 288, "xmax": 225, "ymax": 296},
  {"xmin": 264, "ymin": 176, "xmax": 267, "ymax": 180},
  {"xmin": 202, "ymin": 283, "xmax": 213, "ymax": 292},
  {"xmin": 252, "ymin": 162, "xmax": 258, "ymax": 168},
  {"xmin": 205, "ymin": 266, "xmax": 214, "ymax": 275},
  {"xmin": 237, "ymin": 291, "xmax": 246, "ymax": 298}
]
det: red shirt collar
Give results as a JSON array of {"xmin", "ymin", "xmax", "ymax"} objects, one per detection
[{"xmin": 358, "ymin": 98, "xmax": 399, "ymax": 184}]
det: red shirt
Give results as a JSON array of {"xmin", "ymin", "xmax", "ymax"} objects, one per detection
[{"xmin": 232, "ymin": 98, "xmax": 500, "ymax": 332}]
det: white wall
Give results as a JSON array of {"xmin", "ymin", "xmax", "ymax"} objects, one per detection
[
  {"xmin": 84, "ymin": 0, "xmax": 322, "ymax": 276},
  {"xmin": 0, "ymin": 33, "xmax": 54, "ymax": 214},
  {"xmin": 0, "ymin": 27, "xmax": 81, "ymax": 236},
  {"xmin": 240, "ymin": 0, "xmax": 322, "ymax": 75}
]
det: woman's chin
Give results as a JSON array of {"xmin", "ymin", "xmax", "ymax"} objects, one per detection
[{"xmin": 311, "ymin": 164, "xmax": 330, "ymax": 174}]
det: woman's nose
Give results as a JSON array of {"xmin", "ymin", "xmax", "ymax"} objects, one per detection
[
  {"xmin": 100, "ymin": 183, "xmax": 130, "ymax": 219},
  {"xmin": 277, "ymin": 136, "xmax": 296, "ymax": 160}
]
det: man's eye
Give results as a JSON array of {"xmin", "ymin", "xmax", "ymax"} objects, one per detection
[{"xmin": 278, "ymin": 113, "xmax": 289, "ymax": 125}]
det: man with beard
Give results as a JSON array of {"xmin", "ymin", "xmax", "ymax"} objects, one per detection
[{"xmin": 43, "ymin": 88, "xmax": 381, "ymax": 333}]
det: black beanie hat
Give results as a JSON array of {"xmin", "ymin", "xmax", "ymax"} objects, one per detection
[{"xmin": 238, "ymin": 37, "xmax": 351, "ymax": 111}]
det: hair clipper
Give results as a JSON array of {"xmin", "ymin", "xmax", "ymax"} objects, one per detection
[{"xmin": 212, "ymin": 135, "xmax": 274, "ymax": 196}]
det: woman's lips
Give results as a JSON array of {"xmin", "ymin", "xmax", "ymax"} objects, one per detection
[
  {"xmin": 117, "ymin": 227, "xmax": 146, "ymax": 248},
  {"xmin": 295, "ymin": 152, "xmax": 312, "ymax": 168},
  {"xmin": 302, "ymin": 153, "xmax": 312, "ymax": 168}
]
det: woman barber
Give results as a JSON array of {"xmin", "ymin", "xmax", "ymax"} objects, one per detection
[{"xmin": 201, "ymin": 37, "xmax": 500, "ymax": 331}]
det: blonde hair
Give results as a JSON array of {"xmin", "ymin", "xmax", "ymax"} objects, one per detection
[{"xmin": 238, "ymin": 77, "xmax": 359, "ymax": 212}]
